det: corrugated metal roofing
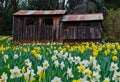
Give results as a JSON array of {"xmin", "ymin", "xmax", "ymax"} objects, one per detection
[
  {"xmin": 61, "ymin": 13, "xmax": 103, "ymax": 21},
  {"xmin": 14, "ymin": 10, "xmax": 66, "ymax": 15}
]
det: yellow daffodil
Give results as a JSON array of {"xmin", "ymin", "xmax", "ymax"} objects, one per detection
[
  {"xmin": 33, "ymin": 53, "xmax": 40, "ymax": 58},
  {"xmin": 70, "ymin": 47, "xmax": 74, "ymax": 52},
  {"xmin": 112, "ymin": 56, "xmax": 118, "ymax": 61},
  {"xmin": 0, "ymin": 47, "xmax": 6, "ymax": 51},
  {"xmin": 23, "ymin": 48, "xmax": 27, "ymax": 53},
  {"xmin": 117, "ymin": 46, "xmax": 120, "ymax": 50},
  {"xmin": 85, "ymin": 45, "xmax": 89, "ymax": 49},
  {"xmin": 77, "ymin": 65, "xmax": 85, "ymax": 73},
  {"xmin": 112, "ymin": 49, "xmax": 117, "ymax": 55},
  {"xmin": 66, "ymin": 45, "xmax": 70, "ymax": 48},
  {"xmin": 98, "ymin": 46, "xmax": 102, "ymax": 51},
  {"xmin": 106, "ymin": 44, "xmax": 111, "ymax": 49},
  {"xmin": 86, "ymin": 70, "xmax": 92, "ymax": 76},
  {"xmin": 54, "ymin": 46, "xmax": 56, "ymax": 49},
  {"xmin": 72, "ymin": 79, "xmax": 81, "ymax": 82},
  {"xmin": 31, "ymin": 50, "xmax": 37, "ymax": 54},
  {"xmin": 62, "ymin": 48, "xmax": 66, "ymax": 52},
  {"xmin": 104, "ymin": 49, "xmax": 110, "ymax": 56},
  {"xmin": 34, "ymin": 47, "xmax": 40, "ymax": 51},
  {"xmin": 93, "ymin": 50, "xmax": 98, "ymax": 57},
  {"xmin": 22, "ymin": 67, "xmax": 26, "ymax": 73}
]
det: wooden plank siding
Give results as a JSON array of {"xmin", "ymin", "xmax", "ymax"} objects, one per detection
[
  {"xmin": 13, "ymin": 15, "xmax": 63, "ymax": 42},
  {"xmin": 62, "ymin": 22, "xmax": 101, "ymax": 42},
  {"xmin": 13, "ymin": 15, "xmax": 102, "ymax": 43}
]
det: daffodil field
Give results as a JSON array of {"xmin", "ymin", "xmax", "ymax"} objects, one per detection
[{"xmin": 0, "ymin": 42, "xmax": 120, "ymax": 82}]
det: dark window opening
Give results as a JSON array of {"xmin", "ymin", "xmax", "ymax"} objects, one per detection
[
  {"xmin": 81, "ymin": 22, "xmax": 91, "ymax": 26},
  {"xmin": 80, "ymin": 22, "xmax": 99, "ymax": 26},
  {"xmin": 44, "ymin": 18, "xmax": 53, "ymax": 26},
  {"xmin": 26, "ymin": 18, "xmax": 34, "ymax": 27}
]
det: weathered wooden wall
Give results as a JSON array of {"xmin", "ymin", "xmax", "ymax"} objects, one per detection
[
  {"xmin": 13, "ymin": 15, "xmax": 62, "ymax": 42},
  {"xmin": 13, "ymin": 15, "xmax": 102, "ymax": 43},
  {"xmin": 62, "ymin": 21, "xmax": 101, "ymax": 42},
  {"xmin": 13, "ymin": 16, "xmax": 40, "ymax": 42}
]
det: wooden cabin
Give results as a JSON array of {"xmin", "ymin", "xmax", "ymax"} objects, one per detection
[
  {"xmin": 13, "ymin": 10, "xmax": 103, "ymax": 43},
  {"xmin": 13, "ymin": 10, "xmax": 66, "ymax": 42},
  {"xmin": 61, "ymin": 14, "xmax": 103, "ymax": 42}
]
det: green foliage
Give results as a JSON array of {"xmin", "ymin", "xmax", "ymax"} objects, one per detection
[
  {"xmin": 104, "ymin": 0, "xmax": 120, "ymax": 10},
  {"xmin": 103, "ymin": 8, "xmax": 120, "ymax": 42},
  {"xmin": 27, "ymin": 0, "xmax": 59, "ymax": 10},
  {"xmin": 0, "ymin": 8, "xmax": 14, "ymax": 35}
]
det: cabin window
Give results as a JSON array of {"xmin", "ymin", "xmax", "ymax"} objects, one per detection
[
  {"xmin": 26, "ymin": 17, "xmax": 34, "ymax": 27},
  {"xmin": 80, "ymin": 22, "xmax": 99, "ymax": 26},
  {"xmin": 44, "ymin": 18, "xmax": 53, "ymax": 26}
]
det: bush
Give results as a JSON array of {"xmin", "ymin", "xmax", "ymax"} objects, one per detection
[{"xmin": 103, "ymin": 8, "xmax": 120, "ymax": 42}]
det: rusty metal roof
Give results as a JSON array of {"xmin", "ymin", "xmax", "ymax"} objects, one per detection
[
  {"xmin": 14, "ymin": 10, "xmax": 66, "ymax": 15},
  {"xmin": 61, "ymin": 13, "xmax": 103, "ymax": 21}
]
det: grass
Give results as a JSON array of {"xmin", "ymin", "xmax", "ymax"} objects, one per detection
[{"xmin": 0, "ymin": 36, "xmax": 12, "ymax": 42}]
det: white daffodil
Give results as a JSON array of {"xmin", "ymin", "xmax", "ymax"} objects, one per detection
[
  {"xmin": 57, "ymin": 51, "xmax": 63, "ymax": 58},
  {"xmin": 59, "ymin": 50, "xmax": 64, "ymax": 55},
  {"xmin": 38, "ymin": 54, "xmax": 42, "ymax": 60},
  {"xmin": 46, "ymin": 42, "xmax": 50, "ymax": 45},
  {"xmin": 103, "ymin": 77, "xmax": 110, "ymax": 82},
  {"xmin": 83, "ymin": 68, "xmax": 92, "ymax": 78},
  {"xmin": 68, "ymin": 53, "xmax": 71, "ymax": 57},
  {"xmin": 14, "ymin": 54, "xmax": 19, "ymax": 59},
  {"xmin": 112, "ymin": 71, "xmax": 120, "ymax": 81},
  {"xmin": 62, "ymin": 52, "xmax": 68, "ymax": 60},
  {"xmin": 51, "ymin": 76, "xmax": 62, "ymax": 82},
  {"xmin": 51, "ymin": 55, "xmax": 57, "ymax": 61},
  {"xmin": 68, "ymin": 56, "xmax": 74, "ymax": 64},
  {"xmin": 27, "ymin": 62, "xmax": 32, "ymax": 69},
  {"xmin": 74, "ymin": 56, "xmax": 81, "ymax": 65},
  {"xmin": 37, "ymin": 66, "xmax": 44, "ymax": 77},
  {"xmin": 24, "ymin": 69, "xmax": 35, "ymax": 82},
  {"xmin": 110, "ymin": 62, "xmax": 118, "ymax": 71},
  {"xmin": 54, "ymin": 60, "xmax": 59, "ymax": 67},
  {"xmin": 25, "ymin": 59, "xmax": 32, "ymax": 68},
  {"xmin": 24, "ymin": 69, "xmax": 30, "ymax": 80},
  {"xmin": 25, "ymin": 59, "xmax": 30, "ymax": 65},
  {"xmin": 25, "ymin": 59, "xmax": 30, "ymax": 64},
  {"xmin": 67, "ymin": 67, "xmax": 74, "ymax": 79},
  {"xmin": 93, "ymin": 64, "xmax": 101, "ymax": 72},
  {"xmin": 80, "ymin": 78, "xmax": 89, "ymax": 82},
  {"xmin": 90, "ymin": 79, "xmax": 99, "ymax": 82},
  {"xmin": 3, "ymin": 55, "xmax": 8, "ymax": 63},
  {"xmin": 92, "ymin": 71, "xmax": 101, "ymax": 81},
  {"xmin": 53, "ymin": 50, "xmax": 58, "ymax": 55},
  {"xmin": 80, "ymin": 60, "xmax": 90, "ymax": 67},
  {"xmin": 0, "ymin": 72, "xmax": 8, "ymax": 82},
  {"xmin": 10, "ymin": 66, "xmax": 22, "ymax": 79},
  {"xmin": 43, "ymin": 60, "xmax": 49, "ymax": 70},
  {"xmin": 60, "ymin": 61, "xmax": 65, "ymax": 70},
  {"xmin": 92, "ymin": 60, "xmax": 97, "ymax": 67},
  {"xmin": 89, "ymin": 56, "xmax": 97, "ymax": 64}
]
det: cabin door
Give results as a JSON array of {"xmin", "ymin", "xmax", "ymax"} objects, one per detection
[
  {"xmin": 43, "ymin": 18, "xmax": 54, "ymax": 42},
  {"xmin": 24, "ymin": 16, "xmax": 41, "ymax": 42}
]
